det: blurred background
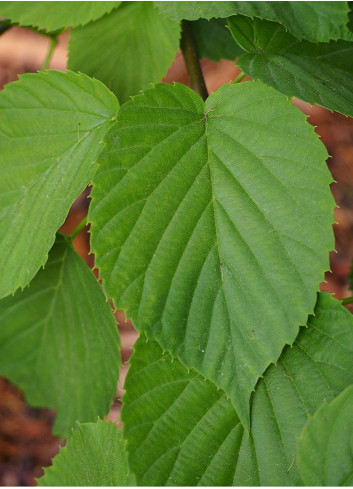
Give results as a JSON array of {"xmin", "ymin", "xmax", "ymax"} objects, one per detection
[{"xmin": 1, "ymin": 25, "xmax": 353, "ymax": 486}]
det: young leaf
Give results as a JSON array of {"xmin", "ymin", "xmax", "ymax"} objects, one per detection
[
  {"xmin": 0, "ymin": 70, "xmax": 118, "ymax": 299},
  {"xmin": 89, "ymin": 81, "xmax": 334, "ymax": 430},
  {"xmin": 0, "ymin": 234, "xmax": 120, "ymax": 438},
  {"xmin": 297, "ymin": 384, "xmax": 353, "ymax": 486},
  {"xmin": 191, "ymin": 18, "xmax": 244, "ymax": 62},
  {"xmin": 38, "ymin": 420, "xmax": 136, "ymax": 486},
  {"xmin": 122, "ymin": 293, "xmax": 353, "ymax": 486},
  {"xmin": 156, "ymin": 1, "xmax": 353, "ymax": 42},
  {"xmin": 68, "ymin": 2, "xmax": 180, "ymax": 104},
  {"xmin": 0, "ymin": 1, "xmax": 121, "ymax": 30},
  {"xmin": 228, "ymin": 16, "xmax": 353, "ymax": 117}
]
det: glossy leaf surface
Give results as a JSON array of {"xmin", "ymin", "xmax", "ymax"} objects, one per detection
[
  {"xmin": 298, "ymin": 384, "xmax": 353, "ymax": 486},
  {"xmin": 0, "ymin": 234, "xmax": 120, "ymax": 438},
  {"xmin": 0, "ymin": 70, "xmax": 118, "ymax": 298},
  {"xmin": 69, "ymin": 2, "xmax": 180, "ymax": 103},
  {"xmin": 228, "ymin": 16, "xmax": 353, "ymax": 117},
  {"xmin": 0, "ymin": 1, "xmax": 120, "ymax": 30},
  {"xmin": 122, "ymin": 293, "xmax": 353, "ymax": 485},
  {"xmin": 89, "ymin": 81, "xmax": 334, "ymax": 429},
  {"xmin": 156, "ymin": 1, "xmax": 352, "ymax": 42},
  {"xmin": 38, "ymin": 420, "xmax": 135, "ymax": 486}
]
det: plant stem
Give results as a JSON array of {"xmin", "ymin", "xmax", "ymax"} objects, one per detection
[
  {"xmin": 70, "ymin": 216, "xmax": 88, "ymax": 240},
  {"xmin": 40, "ymin": 36, "xmax": 57, "ymax": 70},
  {"xmin": 232, "ymin": 71, "xmax": 246, "ymax": 84},
  {"xmin": 341, "ymin": 296, "xmax": 353, "ymax": 305},
  {"xmin": 180, "ymin": 20, "xmax": 208, "ymax": 101}
]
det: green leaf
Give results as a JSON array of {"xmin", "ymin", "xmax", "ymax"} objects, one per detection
[
  {"xmin": 228, "ymin": 15, "xmax": 353, "ymax": 117},
  {"xmin": 89, "ymin": 81, "xmax": 334, "ymax": 430},
  {"xmin": 0, "ymin": 70, "xmax": 118, "ymax": 299},
  {"xmin": 156, "ymin": 1, "xmax": 243, "ymax": 21},
  {"xmin": 227, "ymin": 13, "xmax": 297, "ymax": 52},
  {"xmin": 156, "ymin": 1, "xmax": 353, "ymax": 42},
  {"xmin": 68, "ymin": 2, "xmax": 180, "ymax": 104},
  {"xmin": 0, "ymin": 1, "xmax": 121, "ymax": 31},
  {"xmin": 297, "ymin": 384, "xmax": 353, "ymax": 486},
  {"xmin": 123, "ymin": 334, "xmax": 240, "ymax": 486},
  {"xmin": 0, "ymin": 234, "xmax": 120, "ymax": 438},
  {"xmin": 191, "ymin": 18, "xmax": 244, "ymax": 62},
  {"xmin": 38, "ymin": 419, "xmax": 136, "ymax": 486},
  {"xmin": 122, "ymin": 293, "xmax": 353, "ymax": 486}
]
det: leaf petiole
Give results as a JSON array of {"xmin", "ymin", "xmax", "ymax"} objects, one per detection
[
  {"xmin": 70, "ymin": 216, "xmax": 88, "ymax": 240},
  {"xmin": 232, "ymin": 71, "xmax": 246, "ymax": 84},
  {"xmin": 40, "ymin": 35, "xmax": 57, "ymax": 70},
  {"xmin": 341, "ymin": 296, "xmax": 353, "ymax": 305}
]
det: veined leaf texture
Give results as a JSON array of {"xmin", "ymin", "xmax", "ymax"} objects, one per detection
[
  {"xmin": 0, "ymin": 70, "xmax": 118, "ymax": 298},
  {"xmin": 89, "ymin": 81, "xmax": 334, "ymax": 428},
  {"xmin": 0, "ymin": 235, "xmax": 120, "ymax": 438},
  {"xmin": 38, "ymin": 420, "xmax": 135, "ymax": 486},
  {"xmin": 122, "ymin": 293, "xmax": 353, "ymax": 486}
]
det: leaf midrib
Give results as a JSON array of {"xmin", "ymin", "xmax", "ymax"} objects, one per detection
[
  {"xmin": 2, "ymin": 117, "xmax": 108, "ymax": 288},
  {"xmin": 3, "ymin": 115, "xmax": 108, "ymax": 214},
  {"xmin": 251, "ymin": 48, "xmax": 353, "ymax": 80},
  {"xmin": 205, "ymin": 113, "xmax": 224, "ymax": 308}
]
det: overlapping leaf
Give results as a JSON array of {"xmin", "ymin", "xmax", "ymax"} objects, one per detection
[
  {"xmin": 38, "ymin": 420, "xmax": 135, "ymax": 486},
  {"xmin": 68, "ymin": 2, "xmax": 180, "ymax": 103},
  {"xmin": 228, "ymin": 15, "xmax": 353, "ymax": 117},
  {"xmin": 89, "ymin": 81, "xmax": 334, "ymax": 429},
  {"xmin": 156, "ymin": 1, "xmax": 353, "ymax": 42},
  {"xmin": 297, "ymin": 384, "xmax": 353, "ymax": 486},
  {"xmin": 0, "ymin": 1, "xmax": 120, "ymax": 31},
  {"xmin": 122, "ymin": 293, "xmax": 353, "ymax": 486},
  {"xmin": 0, "ymin": 234, "xmax": 120, "ymax": 438},
  {"xmin": 191, "ymin": 18, "xmax": 244, "ymax": 62},
  {"xmin": 0, "ymin": 70, "xmax": 118, "ymax": 299}
]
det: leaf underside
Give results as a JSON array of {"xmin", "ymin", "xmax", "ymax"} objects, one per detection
[
  {"xmin": 38, "ymin": 420, "xmax": 135, "ymax": 486},
  {"xmin": 191, "ymin": 18, "xmax": 244, "ymax": 62},
  {"xmin": 68, "ymin": 1, "xmax": 180, "ymax": 104},
  {"xmin": 0, "ymin": 70, "xmax": 118, "ymax": 299},
  {"xmin": 0, "ymin": 234, "xmax": 120, "ymax": 438},
  {"xmin": 297, "ymin": 384, "xmax": 353, "ymax": 486},
  {"xmin": 228, "ymin": 15, "xmax": 353, "ymax": 117},
  {"xmin": 122, "ymin": 293, "xmax": 353, "ymax": 486},
  {"xmin": 155, "ymin": 1, "xmax": 352, "ymax": 42},
  {"xmin": 0, "ymin": 1, "xmax": 121, "ymax": 30},
  {"xmin": 89, "ymin": 81, "xmax": 334, "ymax": 429}
]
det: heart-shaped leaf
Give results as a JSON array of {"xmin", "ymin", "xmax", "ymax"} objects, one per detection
[{"xmin": 89, "ymin": 81, "xmax": 334, "ymax": 429}]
